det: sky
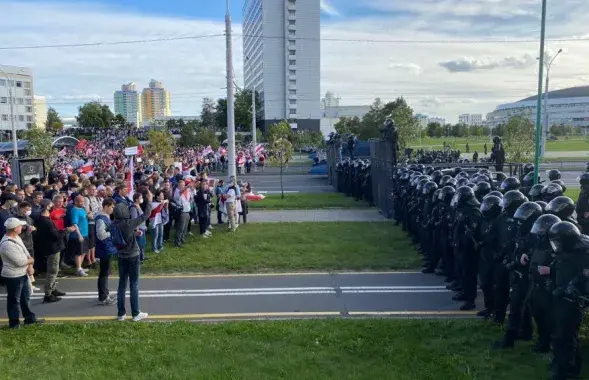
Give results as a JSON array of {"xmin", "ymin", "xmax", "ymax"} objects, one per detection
[{"xmin": 1, "ymin": 0, "xmax": 588, "ymax": 123}]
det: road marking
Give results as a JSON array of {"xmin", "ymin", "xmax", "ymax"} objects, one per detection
[
  {"xmin": 46, "ymin": 270, "xmax": 422, "ymax": 280},
  {"xmin": 0, "ymin": 310, "xmax": 477, "ymax": 323},
  {"xmin": 0, "ymin": 286, "xmax": 451, "ymax": 300}
]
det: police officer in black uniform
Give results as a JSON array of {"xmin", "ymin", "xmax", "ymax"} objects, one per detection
[
  {"xmin": 438, "ymin": 186, "xmax": 456, "ymax": 282},
  {"xmin": 524, "ymin": 214, "xmax": 561, "ymax": 353},
  {"xmin": 493, "ymin": 190, "xmax": 526, "ymax": 324},
  {"xmin": 452, "ymin": 186, "xmax": 483, "ymax": 310},
  {"xmin": 546, "ymin": 196, "xmax": 581, "ymax": 230},
  {"xmin": 528, "ymin": 184, "xmax": 546, "ymax": 201},
  {"xmin": 421, "ymin": 182, "xmax": 438, "ymax": 273},
  {"xmin": 549, "ymin": 221, "xmax": 589, "ymax": 380},
  {"xmin": 474, "ymin": 194, "xmax": 502, "ymax": 318},
  {"xmin": 576, "ymin": 172, "xmax": 589, "ymax": 234},
  {"xmin": 494, "ymin": 201, "xmax": 542, "ymax": 348}
]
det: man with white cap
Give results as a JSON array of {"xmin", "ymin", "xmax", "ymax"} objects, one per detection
[{"xmin": 0, "ymin": 218, "xmax": 43, "ymax": 329}]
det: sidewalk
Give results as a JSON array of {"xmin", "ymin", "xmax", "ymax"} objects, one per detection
[{"xmin": 249, "ymin": 209, "xmax": 388, "ymax": 223}]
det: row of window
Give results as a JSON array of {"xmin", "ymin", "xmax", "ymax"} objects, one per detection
[
  {"xmin": 1, "ymin": 114, "xmax": 33, "ymax": 122},
  {"xmin": 0, "ymin": 97, "xmax": 33, "ymax": 105},
  {"xmin": 0, "ymin": 79, "xmax": 31, "ymax": 89}
]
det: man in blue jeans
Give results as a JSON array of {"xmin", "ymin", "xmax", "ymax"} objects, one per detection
[{"xmin": 112, "ymin": 191, "xmax": 153, "ymax": 322}]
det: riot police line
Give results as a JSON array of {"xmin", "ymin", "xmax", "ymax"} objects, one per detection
[
  {"xmin": 393, "ymin": 163, "xmax": 589, "ymax": 380},
  {"xmin": 334, "ymin": 158, "xmax": 374, "ymax": 206}
]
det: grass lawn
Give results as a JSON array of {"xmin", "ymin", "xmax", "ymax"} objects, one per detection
[
  {"xmin": 566, "ymin": 188, "xmax": 580, "ymax": 201},
  {"xmin": 410, "ymin": 137, "xmax": 589, "ymax": 153},
  {"xmin": 0, "ymin": 319, "xmax": 574, "ymax": 380},
  {"xmin": 139, "ymin": 222, "xmax": 419, "ymax": 273},
  {"xmin": 249, "ymin": 193, "xmax": 369, "ymax": 210}
]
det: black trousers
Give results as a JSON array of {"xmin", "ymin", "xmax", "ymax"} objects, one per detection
[
  {"xmin": 198, "ymin": 213, "xmax": 209, "ymax": 235},
  {"xmin": 97, "ymin": 255, "xmax": 112, "ymax": 302},
  {"xmin": 461, "ymin": 249, "xmax": 478, "ymax": 303},
  {"xmin": 478, "ymin": 254, "xmax": 495, "ymax": 311},
  {"xmin": 552, "ymin": 298, "xmax": 583, "ymax": 378},
  {"xmin": 531, "ymin": 284, "xmax": 553, "ymax": 348},
  {"xmin": 493, "ymin": 262, "xmax": 511, "ymax": 323},
  {"xmin": 505, "ymin": 273, "xmax": 532, "ymax": 338}
]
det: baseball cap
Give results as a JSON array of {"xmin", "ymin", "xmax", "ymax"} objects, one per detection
[{"xmin": 4, "ymin": 217, "xmax": 27, "ymax": 230}]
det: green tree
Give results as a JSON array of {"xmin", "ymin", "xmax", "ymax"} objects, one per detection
[
  {"xmin": 178, "ymin": 121, "xmax": 197, "ymax": 148},
  {"xmin": 200, "ymin": 97, "xmax": 217, "ymax": 129},
  {"xmin": 255, "ymin": 127, "xmax": 266, "ymax": 143},
  {"xmin": 213, "ymin": 90, "xmax": 262, "ymax": 133},
  {"xmin": 334, "ymin": 116, "xmax": 362, "ymax": 135},
  {"xmin": 426, "ymin": 122, "xmax": 443, "ymax": 138},
  {"xmin": 76, "ymin": 102, "xmax": 114, "ymax": 129},
  {"xmin": 214, "ymin": 98, "xmax": 228, "ymax": 132},
  {"xmin": 218, "ymin": 130, "xmax": 228, "ymax": 144},
  {"xmin": 267, "ymin": 121, "xmax": 293, "ymax": 143},
  {"xmin": 165, "ymin": 119, "xmax": 179, "ymax": 131},
  {"xmin": 45, "ymin": 107, "xmax": 64, "ymax": 134},
  {"xmin": 268, "ymin": 129, "xmax": 294, "ymax": 199},
  {"xmin": 25, "ymin": 126, "xmax": 55, "ymax": 162},
  {"xmin": 503, "ymin": 115, "xmax": 535, "ymax": 162},
  {"xmin": 147, "ymin": 130, "xmax": 175, "ymax": 161},
  {"xmin": 125, "ymin": 136, "xmax": 140, "ymax": 147},
  {"xmin": 112, "ymin": 114, "xmax": 126, "ymax": 129},
  {"xmin": 195, "ymin": 128, "xmax": 219, "ymax": 149},
  {"xmin": 381, "ymin": 97, "xmax": 419, "ymax": 150}
]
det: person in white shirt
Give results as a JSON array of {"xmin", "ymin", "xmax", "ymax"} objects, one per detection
[
  {"xmin": 0, "ymin": 218, "xmax": 42, "ymax": 329},
  {"xmin": 223, "ymin": 182, "xmax": 237, "ymax": 231}
]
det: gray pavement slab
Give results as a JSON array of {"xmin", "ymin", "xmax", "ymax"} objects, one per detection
[{"xmin": 249, "ymin": 209, "xmax": 388, "ymax": 223}]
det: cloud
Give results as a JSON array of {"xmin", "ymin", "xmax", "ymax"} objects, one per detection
[
  {"xmin": 438, "ymin": 54, "xmax": 536, "ymax": 72},
  {"xmin": 320, "ymin": 0, "xmax": 341, "ymax": 16},
  {"xmin": 389, "ymin": 62, "xmax": 423, "ymax": 75},
  {"xmin": 0, "ymin": 1, "xmax": 587, "ymax": 124}
]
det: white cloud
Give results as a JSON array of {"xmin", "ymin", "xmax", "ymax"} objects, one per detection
[
  {"xmin": 389, "ymin": 62, "xmax": 423, "ymax": 75},
  {"xmin": 0, "ymin": 1, "xmax": 587, "ymax": 124},
  {"xmin": 439, "ymin": 54, "xmax": 536, "ymax": 72},
  {"xmin": 320, "ymin": 0, "xmax": 341, "ymax": 16}
]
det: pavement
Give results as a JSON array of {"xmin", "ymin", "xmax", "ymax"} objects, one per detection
[
  {"xmin": 248, "ymin": 210, "xmax": 388, "ymax": 223},
  {"xmin": 0, "ymin": 272, "xmax": 476, "ymax": 322}
]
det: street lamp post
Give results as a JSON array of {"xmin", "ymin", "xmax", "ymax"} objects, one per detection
[
  {"xmin": 532, "ymin": 0, "xmax": 547, "ymax": 185},
  {"xmin": 0, "ymin": 68, "xmax": 20, "ymax": 158},
  {"xmin": 225, "ymin": 0, "xmax": 237, "ymax": 180},
  {"xmin": 539, "ymin": 48, "xmax": 563, "ymax": 158}
]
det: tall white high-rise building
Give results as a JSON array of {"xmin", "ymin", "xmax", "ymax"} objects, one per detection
[
  {"xmin": 458, "ymin": 113, "xmax": 483, "ymax": 126},
  {"xmin": 243, "ymin": 0, "xmax": 321, "ymax": 131},
  {"xmin": 0, "ymin": 65, "xmax": 35, "ymax": 131},
  {"xmin": 33, "ymin": 95, "xmax": 47, "ymax": 129},
  {"xmin": 321, "ymin": 91, "xmax": 340, "ymax": 109},
  {"xmin": 114, "ymin": 82, "xmax": 143, "ymax": 127}
]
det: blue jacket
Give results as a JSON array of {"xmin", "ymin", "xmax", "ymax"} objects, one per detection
[
  {"xmin": 113, "ymin": 193, "xmax": 131, "ymax": 206},
  {"xmin": 94, "ymin": 214, "xmax": 117, "ymax": 258}
]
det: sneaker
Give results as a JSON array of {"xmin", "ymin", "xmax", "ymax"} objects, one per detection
[
  {"xmin": 208, "ymin": 225, "xmax": 214, "ymax": 230},
  {"xmin": 117, "ymin": 315, "xmax": 126, "ymax": 321},
  {"xmin": 204, "ymin": 231, "xmax": 212, "ymax": 236},
  {"xmin": 33, "ymin": 286, "xmax": 41, "ymax": 292},
  {"xmin": 99, "ymin": 297, "xmax": 116, "ymax": 306},
  {"xmin": 202, "ymin": 234, "xmax": 210, "ymax": 239},
  {"xmin": 153, "ymin": 250, "xmax": 160, "ymax": 254},
  {"xmin": 60, "ymin": 263, "xmax": 71, "ymax": 269},
  {"xmin": 132, "ymin": 312, "xmax": 148, "ymax": 322},
  {"xmin": 43, "ymin": 294, "xmax": 62, "ymax": 303},
  {"xmin": 76, "ymin": 269, "xmax": 88, "ymax": 277},
  {"xmin": 52, "ymin": 289, "xmax": 66, "ymax": 297},
  {"xmin": 188, "ymin": 232, "xmax": 194, "ymax": 236}
]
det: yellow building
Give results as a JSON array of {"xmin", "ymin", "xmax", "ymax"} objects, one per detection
[{"xmin": 142, "ymin": 79, "xmax": 171, "ymax": 124}]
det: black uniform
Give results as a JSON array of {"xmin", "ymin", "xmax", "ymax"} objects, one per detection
[{"xmin": 576, "ymin": 187, "xmax": 589, "ymax": 235}]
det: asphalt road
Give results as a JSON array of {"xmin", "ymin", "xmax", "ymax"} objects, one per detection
[
  {"xmin": 227, "ymin": 173, "xmax": 333, "ymax": 194},
  {"xmin": 0, "ymin": 272, "xmax": 477, "ymax": 322}
]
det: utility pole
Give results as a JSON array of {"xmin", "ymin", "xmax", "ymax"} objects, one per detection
[
  {"xmin": 225, "ymin": 0, "xmax": 237, "ymax": 180},
  {"xmin": 533, "ymin": 0, "xmax": 547, "ymax": 185},
  {"xmin": 539, "ymin": 48, "xmax": 562, "ymax": 158},
  {"xmin": 0, "ymin": 69, "xmax": 19, "ymax": 158},
  {"xmin": 251, "ymin": 86, "xmax": 257, "ymax": 171}
]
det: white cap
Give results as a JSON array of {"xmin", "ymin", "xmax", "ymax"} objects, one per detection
[{"xmin": 4, "ymin": 218, "xmax": 27, "ymax": 230}]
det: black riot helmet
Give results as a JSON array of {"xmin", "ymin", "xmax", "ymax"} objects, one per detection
[
  {"xmin": 408, "ymin": 164, "xmax": 418, "ymax": 172},
  {"xmin": 446, "ymin": 178, "xmax": 458, "ymax": 188},
  {"xmin": 422, "ymin": 181, "xmax": 438, "ymax": 196},
  {"xmin": 451, "ymin": 186, "xmax": 480, "ymax": 207},
  {"xmin": 523, "ymin": 163, "xmax": 535, "ymax": 175},
  {"xmin": 480, "ymin": 195, "xmax": 502, "ymax": 219},
  {"xmin": 416, "ymin": 164, "xmax": 425, "ymax": 173},
  {"xmin": 514, "ymin": 201, "xmax": 543, "ymax": 236},
  {"xmin": 500, "ymin": 177, "xmax": 521, "ymax": 193},
  {"xmin": 425, "ymin": 166, "xmax": 434, "ymax": 176},
  {"xmin": 531, "ymin": 214, "xmax": 561, "ymax": 236},
  {"xmin": 473, "ymin": 181, "xmax": 491, "ymax": 201},
  {"xmin": 528, "ymin": 184, "xmax": 545, "ymax": 200},
  {"xmin": 551, "ymin": 179, "xmax": 567, "ymax": 193},
  {"xmin": 500, "ymin": 190, "xmax": 526, "ymax": 215},
  {"xmin": 439, "ymin": 175, "xmax": 452, "ymax": 186},
  {"xmin": 543, "ymin": 183, "xmax": 564, "ymax": 202},
  {"xmin": 478, "ymin": 168, "xmax": 491, "ymax": 177},
  {"xmin": 547, "ymin": 169, "xmax": 561, "ymax": 181},
  {"xmin": 578, "ymin": 172, "xmax": 589, "ymax": 187},
  {"xmin": 586, "ymin": 162, "xmax": 589, "ymax": 172},
  {"xmin": 487, "ymin": 190, "xmax": 504, "ymax": 199},
  {"xmin": 456, "ymin": 171, "xmax": 470, "ymax": 179},
  {"xmin": 522, "ymin": 172, "xmax": 535, "ymax": 187},
  {"xmin": 457, "ymin": 178, "xmax": 469, "ymax": 188},
  {"xmin": 432, "ymin": 188, "xmax": 442, "ymax": 203},
  {"xmin": 400, "ymin": 172, "xmax": 410, "ymax": 181},
  {"xmin": 416, "ymin": 178, "xmax": 429, "ymax": 192},
  {"xmin": 545, "ymin": 196, "xmax": 576, "ymax": 220},
  {"xmin": 453, "ymin": 167, "xmax": 463, "ymax": 177},
  {"xmin": 548, "ymin": 221, "xmax": 582, "ymax": 254},
  {"xmin": 431, "ymin": 170, "xmax": 443, "ymax": 184},
  {"xmin": 536, "ymin": 201, "xmax": 548, "ymax": 212},
  {"xmin": 439, "ymin": 186, "xmax": 456, "ymax": 203}
]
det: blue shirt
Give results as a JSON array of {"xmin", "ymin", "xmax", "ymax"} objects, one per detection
[{"xmin": 69, "ymin": 206, "xmax": 89, "ymax": 239}]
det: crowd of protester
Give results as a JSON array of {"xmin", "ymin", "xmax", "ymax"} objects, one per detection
[{"xmin": 0, "ymin": 128, "xmax": 263, "ymax": 328}]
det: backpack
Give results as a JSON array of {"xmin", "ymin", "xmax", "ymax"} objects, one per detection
[{"xmin": 109, "ymin": 221, "xmax": 127, "ymax": 250}]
